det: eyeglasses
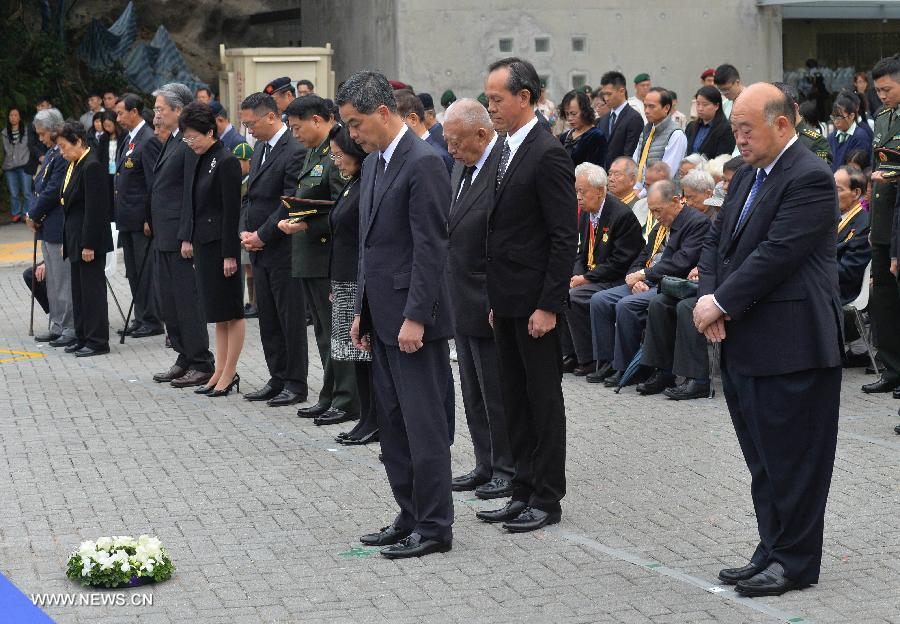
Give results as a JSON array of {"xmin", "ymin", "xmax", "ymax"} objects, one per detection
[
  {"xmin": 829, "ymin": 113, "xmax": 851, "ymax": 121},
  {"xmin": 152, "ymin": 107, "xmax": 166, "ymax": 114},
  {"xmin": 329, "ymin": 152, "xmax": 344, "ymax": 162},
  {"xmin": 181, "ymin": 136, "xmax": 198, "ymax": 145}
]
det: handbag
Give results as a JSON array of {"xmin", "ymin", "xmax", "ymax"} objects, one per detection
[{"xmin": 658, "ymin": 275, "xmax": 698, "ymax": 300}]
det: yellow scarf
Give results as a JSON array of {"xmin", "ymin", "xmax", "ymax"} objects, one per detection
[
  {"xmin": 645, "ymin": 224, "xmax": 668, "ymax": 268},
  {"xmin": 61, "ymin": 147, "xmax": 92, "ymax": 206},
  {"xmin": 838, "ymin": 202, "xmax": 863, "ymax": 243}
]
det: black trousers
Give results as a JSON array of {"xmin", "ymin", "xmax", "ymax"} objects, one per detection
[
  {"xmin": 492, "ymin": 315, "xmax": 566, "ymax": 512},
  {"xmin": 455, "ymin": 333, "xmax": 514, "ymax": 481},
  {"xmin": 70, "ymin": 258, "xmax": 108, "ymax": 349},
  {"xmin": 642, "ymin": 294, "xmax": 708, "ymax": 380},
  {"xmin": 721, "ymin": 356, "xmax": 840, "ymax": 585},
  {"xmin": 22, "ymin": 266, "xmax": 49, "ymax": 314},
  {"xmin": 303, "ymin": 277, "xmax": 357, "ymax": 411},
  {"xmin": 869, "ymin": 244, "xmax": 900, "ymax": 376},
  {"xmin": 351, "ymin": 361, "xmax": 378, "ymax": 436},
  {"xmin": 254, "ymin": 262, "xmax": 308, "ymax": 395},
  {"xmin": 372, "ymin": 336, "xmax": 453, "ymax": 541},
  {"xmin": 157, "ymin": 250, "xmax": 214, "ymax": 372},
  {"xmin": 121, "ymin": 230, "xmax": 161, "ymax": 331}
]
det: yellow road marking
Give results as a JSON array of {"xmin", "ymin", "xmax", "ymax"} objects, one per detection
[
  {"xmin": 0, "ymin": 241, "xmax": 43, "ymax": 264},
  {"xmin": 0, "ymin": 349, "xmax": 47, "ymax": 363}
]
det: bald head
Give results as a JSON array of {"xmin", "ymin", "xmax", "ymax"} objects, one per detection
[
  {"xmin": 647, "ymin": 179, "xmax": 683, "ymax": 228},
  {"xmin": 445, "ymin": 98, "xmax": 492, "ymax": 129},
  {"xmin": 443, "ymin": 98, "xmax": 496, "ymax": 166},
  {"xmin": 730, "ymin": 82, "xmax": 796, "ymax": 168}
]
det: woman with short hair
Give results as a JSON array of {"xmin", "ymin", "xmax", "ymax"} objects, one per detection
[
  {"xmin": 684, "ymin": 86, "xmax": 735, "ymax": 160},
  {"xmin": 558, "ymin": 90, "xmax": 606, "ymax": 167}
]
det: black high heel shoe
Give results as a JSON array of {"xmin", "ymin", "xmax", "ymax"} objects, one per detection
[
  {"xmin": 207, "ymin": 374, "xmax": 240, "ymax": 398},
  {"xmin": 194, "ymin": 384, "xmax": 215, "ymax": 395}
]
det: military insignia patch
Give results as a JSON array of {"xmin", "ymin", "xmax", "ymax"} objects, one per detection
[{"xmin": 124, "ymin": 158, "xmax": 134, "ymax": 169}]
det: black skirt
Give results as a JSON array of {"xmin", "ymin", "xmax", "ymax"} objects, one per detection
[{"xmin": 194, "ymin": 239, "xmax": 244, "ymax": 323}]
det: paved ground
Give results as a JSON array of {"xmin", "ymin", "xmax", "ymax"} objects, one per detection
[{"xmin": 0, "ymin": 225, "xmax": 899, "ymax": 623}]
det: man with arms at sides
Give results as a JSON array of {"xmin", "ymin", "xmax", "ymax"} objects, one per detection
[
  {"xmin": 694, "ymin": 83, "xmax": 843, "ymax": 597},
  {"xmin": 395, "ymin": 90, "xmax": 454, "ymax": 174},
  {"xmin": 597, "ymin": 71, "xmax": 644, "ymax": 171},
  {"xmin": 340, "ymin": 71, "xmax": 455, "ymax": 559},
  {"xmin": 443, "ymin": 99, "xmax": 515, "ymax": 501},
  {"xmin": 476, "ymin": 57, "xmax": 577, "ymax": 533}
]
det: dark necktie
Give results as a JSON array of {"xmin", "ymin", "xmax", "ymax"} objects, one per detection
[
  {"xmin": 495, "ymin": 139, "xmax": 511, "ymax": 190},
  {"xmin": 457, "ymin": 166, "xmax": 474, "ymax": 200},
  {"xmin": 261, "ymin": 142, "xmax": 271, "ymax": 165},
  {"xmin": 734, "ymin": 168, "xmax": 767, "ymax": 235},
  {"xmin": 608, "ymin": 111, "xmax": 617, "ymax": 135}
]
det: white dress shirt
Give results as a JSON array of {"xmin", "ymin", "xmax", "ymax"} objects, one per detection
[
  {"xmin": 261, "ymin": 124, "xmax": 288, "ymax": 164},
  {"xmin": 127, "ymin": 119, "xmax": 146, "ymax": 144},
  {"xmin": 380, "ymin": 124, "xmax": 409, "ymax": 170},
  {"xmin": 505, "ymin": 115, "xmax": 539, "ymax": 164}
]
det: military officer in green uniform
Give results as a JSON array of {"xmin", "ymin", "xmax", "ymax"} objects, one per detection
[
  {"xmin": 278, "ymin": 95, "xmax": 359, "ymax": 425},
  {"xmin": 796, "ymin": 118, "xmax": 832, "ymax": 164},
  {"xmin": 861, "ymin": 55, "xmax": 900, "ymax": 407}
]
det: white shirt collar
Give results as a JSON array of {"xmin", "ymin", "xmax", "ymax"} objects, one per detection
[
  {"xmin": 474, "ymin": 134, "xmax": 498, "ymax": 173},
  {"xmin": 381, "ymin": 124, "xmax": 408, "ymax": 166},
  {"xmin": 590, "ymin": 195, "xmax": 607, "ymax": 227},
  {"xmin": 421, "ymin": 128, "xmax": 430, "ymax": 141},
  {"xmin": 505, "ymin": 115, "xmax": 539, "ymax": 157},
  {"xmin": 611, "ymin": 101, "xmax": 628, "ymax": 117},
  {"xmin": 268, "ymin": 123, "xmax": 287, "ymax": 148},
  {"xmin": 128, "ymin": 119, "xmax": 146, "ymax": 142},
  {"xmin": 223, "ymin": 123, "xmax": 234, "ymax": 136},
  {"xmin": 843, "ymin": 122, "xmax": 857, "ymax": 136},
  {"xmin": 761, "ymin": 134, "xmax": 798, "ymax": 175}
]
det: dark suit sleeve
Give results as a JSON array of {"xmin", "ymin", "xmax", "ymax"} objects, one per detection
[
  {"xmin": 257, "ymin": 144, "xmax": 303, "ymax": 244},
  {"xmin": 891, "ymin": 189, "xmax": 900, "ymax": 259},
  {"xmin": 221, "ymin": 156, "xmax": 243, "ymax": 259},
  {"xmin": 644, "ymin": 214, "xmax": 709, "ymax": 282},
  {"xmin": 838, "ymin": 221, "xmax": 871, "ymax": 297},
  {"xmin": 536, "ymin": 146, "xmax": 578, "ymax": 312},
  {"xmin": 587, "ymin": 210, "xmax": 643, "ymax": 282},
  {"xmin": 573, "ymin": 213, "xmax": 587, "ymax": 274},
  {"xmin": 623, "ymin": 114, "xmax": 643, "ymax": 162},
  {"xmin": 698, "ymin": 208, "xmax": 728, "ymax": 296},
  {"xmin": 28, "ymin": 157, "xmax": 65, "ymax": 224},
  {"xmin": 177, "ymin": 151, "xmax": 197, "ymax": 243},
  {"xmin": 81, "ymin": 160, "xmax": 111, "ymax": 252},
  {"xmin": 713, "ymin": 124, "xmax": 736, "ymax": 158},
  {"xmin": 713, "ymin": 166, "xmax": 838, "ymax": 320}
]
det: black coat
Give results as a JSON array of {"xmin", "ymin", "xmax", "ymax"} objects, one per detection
[
  {"xmin": 447, "ymin": 138, "xmax": 504, "ymax": 338},
  {"xmin": 238, "ymin": 128, "xmax": 305, "ymax": 269},
  {"xmin": 114, "ymin": 123, "xmax": 161, "ymax": 232},
  {"xmin": 150, "ymin": 131, "xmax": 197, "ymax": 252},
  {"xmin": 328, "ymin": 176, "xmax": 361, "ymax": 282},
  {"xmin": 189, "ymin": 141, "xmax": 243, "ymax": 259},
  {"xmin": 684, "ymin": 111, "xmax": 735, "ymax": 159},
  {"xmin": 698, "ymin": 141, "xmax": 843, "ymax": 376},
  {"xmin": 836, "ymin": 207, "xmax": 871, "ymax": 305},
  {"xmin": 597, "ymin": 104, "xmax": 644, "ymax": 170},
  {"xmin": 425, "ymin": 132, "xmax": 454, "ymax": 174},
  {"xmin": 559, "ymin": 126, "xmax": 607, "ymax": 167},
  {"xmin": 631, "ymin": 205, "xmax": 710, "ymax": 282},
  {"xmin": 486, "ymin": 122, "xmax": 578, "ymax": 316},
  {"xmin": 574, "ymin": 194, "xmax": 644, "ymax": 283},
  {"xmin": 61, "ymin": 150, "xmax": 114, "ymax": 262}
]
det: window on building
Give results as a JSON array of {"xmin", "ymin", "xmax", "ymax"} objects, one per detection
[
  {"xmin": 572, "ymin": 74, "xmax": 588, "ymax": 90},
  {"xmin": 571, "ymin": 37, "xmax": 586, "ymax": 53},
  {"xmin": 535, "ymin": 37, "xmax": 550, "ymax": 53},
  {"xmin": 499, "ymin": 38, "xmax": 513, "ymax": 53}
]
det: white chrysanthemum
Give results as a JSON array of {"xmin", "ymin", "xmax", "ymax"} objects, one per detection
[
  {"xmin": 80, "ymin": 561, "xmax": 93, "ymax": 576},
  {"xmin": 96, "ymin": 537, "xmax": 114, "ymax": 551}
]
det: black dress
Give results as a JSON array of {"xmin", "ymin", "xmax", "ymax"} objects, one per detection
[
  {"xmin": 559, "ymin": 126, "xmax": 606, "ymax": 167},
  {"xmin": 190, "ymin": 141, "xmax": 244, "ymax": 322}
]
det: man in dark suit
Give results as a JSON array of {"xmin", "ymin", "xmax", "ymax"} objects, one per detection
[
  {"xmin": 114, "ymin": 93, "xmax": 163, "ymax": 338},
  {"xmin": 597, "ymin": 71, "xmax": 645, "ymax": 171},
  {"xmin": 693, "ymin": 83, "xmax": 843, "ymax": 596},
  {"xmin": 339, "ymin": 71, "xmax": 454, "ymax": 559},
  {"xmin": 210, "ymin": 101, "xmax": 243, "ymax": 152},
  {"xmin": 239, "ymin": 92, "xmax": 308, "ymax": 407},
  {"xmin": 564, "ymin": 162, "xmax": 643, "ymax": 374},
  {"xmin": 396, "ymin": 90, "xmax": 454, "ymax": 174},
  {"xmin": 149, "ymin": 83, "xmax": 215, "ymax": 387},
  {"xmin": 477, "ymin": 57, "xmax": 577, "ymax": 533},
  {"xmin": 418, "ymin": 92, "xmax": 447, "ymax": 150},
  {"xmin": 442, "ymin": 98, "xmax": 515, "ymax": 500}
]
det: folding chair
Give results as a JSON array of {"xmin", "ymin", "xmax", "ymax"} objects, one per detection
[
  {"xmin": 842, "ymin": 261, "xmax": 878, "ymax": 373},
  {"xmin": 105, "ymin": 224, "xmax": 127, "ymax": 325}
]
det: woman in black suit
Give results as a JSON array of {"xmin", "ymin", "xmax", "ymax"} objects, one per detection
[
  {"xmin": 95, "ymin": 111, "xmax": 124, "ymax": 219},
  {"xmin": 327, "ymin": 124, "xmax": 377, "ymax": 446},
  {"xmin": 684, "ymin": 86, "xmax": 735, "ymax": 160},
  {"xmin": 57, "ymin": 120, "xmax": 113, "ymax": 356},
  {"xmin": 179, "ymin": 103, "xmax": 245, "ymax": 397}
]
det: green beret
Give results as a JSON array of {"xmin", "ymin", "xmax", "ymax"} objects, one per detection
[
  {"xmin": 232, "ymin": 142, "xmax": 253, "ymax": 160},
  {"xmin": 633, "ymin": 73, "xmax": 651, "ymax": 84},
  {"xmin": 440, "ymin": 89, "xmax": 456, "ymax": 108},
  {"xmin": 477, "ymin": 92, "xmax": 488, "ymax": 108}
]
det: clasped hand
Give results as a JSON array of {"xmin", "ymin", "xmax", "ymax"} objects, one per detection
[{"xmin": 693, "ymin": 294, "xmax": 730, "ymax": 343}]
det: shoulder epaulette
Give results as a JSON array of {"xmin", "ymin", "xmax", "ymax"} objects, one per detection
[
  {"xmin": 802, "ymin": 128, "xmax": 822, "ymax": 139},
  {"xmin": 877, "ymin": 107, "xmax": 892, "ymax": 117}
]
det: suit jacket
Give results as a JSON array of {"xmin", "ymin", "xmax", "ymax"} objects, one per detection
[
  {"xmin": 189, "ymin": 141, "xmax": 243, "ymax": 259},
  {"xmin": 630, "ymin": 205, "xmax": 710, "ymax": 282},
  {"xmin": 328, "ymin": 176, "xmax": 361, "ymax": 282},
  {"xmin": 425, "ymin": 133, "xmax": 455, "ymax": 174},
  {"xmin": 427, "ymin": 122, "xmax": 447, "ymax": 150},
  {"xmin": 27, "ymin": 145, "xmax": 66, "ymax": 244},
  {"xmin": 684, "ymin": 111, "xmax": 735, "ymax": 159},
  {"xmin": 574, "ymin": 194, "xmax": 644, "ymax": 284},
  {"xmin": 150, "ymin": 131, "xmax": 197, "ymax": 253},
  {"xmin": 827, "ymin": 124, "xmax": 873, "ymax": 171},
  {"xmin": 447, "ymin": 139, "xmax": 504, "ymax": 337},
  {"xmin": 486, "ymin": 122, "xmax": 578, "ymax": 316},
  {"xmin": 598, "ymin": 104, "xmax": 644, "ymax": 170},
  {"xmin": 114, "ymin": 123, "xmax": 161, "ymax": 232},
  {"xmin": 219, "ymin": 125, "xmax": 243, "ymax": 152},
  {"xmin": 239, "ymin": 128, "xmax": 305, "ymax": 269},
  {"xmin": 61, "ymin": 150, "xmax": 113, "ymax": 262},
  {"xmin": 354, "ymin": 128, "xmax": 454, "ymax": 345},
  {"xmin": 836, "ymin": 206, "xmax": 871, "ymax": 305},
  {"xmin": 698, "ymin": 140, "xmax": 843, "ymax": 376}
]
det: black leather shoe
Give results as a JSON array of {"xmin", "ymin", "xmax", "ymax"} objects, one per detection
[
  {"xmin": 664, "ymin": 378, "xmax": 711, "ymax": 401},
  {"xmin": 35, "ymin": 332, "xmax": 60, "ymax": 342},
  {"xmin": 49, "ymin": 336, "xmax": 77, "ymax": 348},
  {"xmin": 171, "ymin": 369, "xmax": 212, "ymax": 388},
  {"xmin": 267, "ymin": 390, "xmax": 306, "ymax": 407},
  {"xmin": 636, "ymin": 370, "xmax": 677, "ymax": 395},
  {"xmin": 893, "ymin": 387, "xmax": 900, "ymax": 399},
  {"xmin": 297, "ymin": 401, "xmax": 330, "ymax": 417},
  {"xmin": 64, "ymin": 342, "xmax": 85, "ymax": 354},
  {"xmin": 502, "ymin": 506, "xmax": 562, "ymax": 533},
  {"xmin": 842, "ymin": 351, "xmax": 871, "ymax": 368},
  {"xmin": 243, "ymin": 303, "xmax": 258, "ymax": 319},
  {"xmin": 74, "ymin": 345, "xmax": 110, "ymax": 357},
  {"xmin": 562, "ymin": 355, "xmax": 578, "ymax": 374},
  {"xmin": 573, "ymin": 361, "xmax": 596, "ymax": 376},
  {"xmin": 153, "ymin": 365, "xmax": 186, "ymax": 383},
  {"xmin": 894, "ymin": 419, "xmax": 900, "ymax": 435},
  {"xmin": 718, "ymin": 562, "xmax": 764, "ymax": 585},
  {"xmin": 451, "ymin": 470, "xmax": 489, "ymax": 491},
  {"xmin": 381, "ymin": 533, "xmax": 451, "ymax": 559},
  {"xmin": 603, "ymin": 371, "xmax": 623, "ymax": 387},
  {"xmin": 314, "ymin": 408, "xmax": 357, "ymax": 426},
  {"xmin": 476, "ymin": 500, "xmax": 527, "ymax": 523},
  {"xmin": 586, "ymin": 362, "xmax": 614, "ymax": 384},
  {"xmin": 117, "ymin": 322, "xmax": 140, "ymax": 337},
  {"xmin": 474, "ymin": 478, "xmax": 513, "ymax": 500},
  {"xmin": 734, "ymin": 562, "xmax": 807, "ymax": 597},
  {"xmin": 360, "ymin": 524, "xmax": 411, "ymax": 546},
  {"xmin": 861, "ymin": 373, "xmax": 900, "ymax": 394},
  {"xmin": 130, "ymin": 326, "xmax": 164, "ymax": 338},
  {"xmin": 340, "ymin": 429, "xmax": 379, "ymax": 445},
  {"xmin": 244, "ymin": 383, "xmax": 282, "ymax": 401}
]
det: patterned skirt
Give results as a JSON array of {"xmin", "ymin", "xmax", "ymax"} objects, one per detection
[{"xmin": 330, "ymin": 280, "xmax": 371, "ymax": 362}]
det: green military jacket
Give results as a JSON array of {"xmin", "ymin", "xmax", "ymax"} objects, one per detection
[
  {"xmin": 290, "ymin": 134, "xmax": 346, "ymax": 278},
  {"xmin": 870, "ymin": 106, "xmax": 900, "ymax": 245},
  {"xmin": 796, "ymin": 121, "xmax": 832, "ymax": 165}
]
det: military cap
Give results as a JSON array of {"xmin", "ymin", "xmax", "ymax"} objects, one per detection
[
  {"xmin": 634, "ymin": 73, "xmax": 651, "ymax": 84},
  {"xmin": 264, "ymin": 77, "xmax": 293, "ymax": 95},
  {"xmin": 440, "ymin": 89, "xmax": 456, "ymax": 108}
]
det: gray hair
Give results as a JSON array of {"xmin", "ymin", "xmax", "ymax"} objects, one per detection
[
  {"xmin": 680, "ymin": 168, "xmax": 716, "ymax": 193},
  {"xmin": 648, "ymin": 179, "xmax": 678, "ymax": 201},
  {"xmin": 335, "ymin": 70, "xmax": 397, "ymax": 114},
  {"xmin": 444, "ymin": 98, "xmax": 492, "ymax": 129},
  {"xmin": 705, "ymin": 153, "xmax": 731, "ymax": 179},
  {"xmin": 610, "ymin": 156, "xmax": 638, "ymax": 178},
  {"xmin": 646, "ymin": 161, "xmax": 672, "ymax": 179},
  {"xmin": 680, "ymin": 153, "xmax": 708, "ymax": 169},
  {"xmin": 33, "ymin": 108, "xmax": 64, "ymax": 134},
  {"xmin": 152, "ymin": 83, "xmax": 193, "ymax": 111},
  {"xmin": 575, "ymin": 162, "xmax": 608, "ymax": 188}
]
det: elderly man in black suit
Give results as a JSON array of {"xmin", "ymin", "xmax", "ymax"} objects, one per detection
[
  {"xmin": 340, "ymin": 71, "xmax": 455, "ymax": 559},
  {"xmin": 694, "ymin": 83, "xmax": 844, "ymax": 596},
  {"xmin": 238, "ymin": 92, "xmax": 308, "ymax": 407},
  {"xmin": 564, "ymin": 162, "xmax": 644, "ymax": 375},
  {"xmin": 114, "ymin": 93, "xmax": 163, "ymax": 338},
  {"xmin": 475, "ymin": 57, "xmax": 578, "ymax": 533},
  {"xmin": 149, "ymin": 83, "xmax": 215, "ymax": 387},
  {"xmin": 597, "ymin": 71, "xmax": 645, "ymax": 171},
  {"xmin": 442, "ymin": 98, "xmax": 515, "ymax": 500}
]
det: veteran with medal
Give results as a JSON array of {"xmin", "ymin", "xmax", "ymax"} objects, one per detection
[{"xmin": 278, "ymin": 95, "xmax": 358, "ymax": 426}]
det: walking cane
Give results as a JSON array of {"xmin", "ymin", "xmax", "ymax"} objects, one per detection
[
  {"xmin": 28, "ymin": 230, "xmax": 38, "ymax": 337},
  {"xmin": 120, "ymin": 240, "xmax": 152, "ymax": 345}
]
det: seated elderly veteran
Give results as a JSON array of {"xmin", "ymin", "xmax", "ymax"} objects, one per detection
[
  {"xmin": 586, "ymin": 179, "xmax": 710, "ymax": 386},
  {"xmin": 607, "ymin": 157, "xmax": 639, "ymax": 208},
  {"xmin": 563, "ymin": 162, "xmax": 644, "ymax": 375},
  {"xmin": 681, "ymin": 168, "xmax": 717, "ymax": 218},
  {"xmin": 630, "ymin": 161, "xmax": 671, "ymax": 238}
]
